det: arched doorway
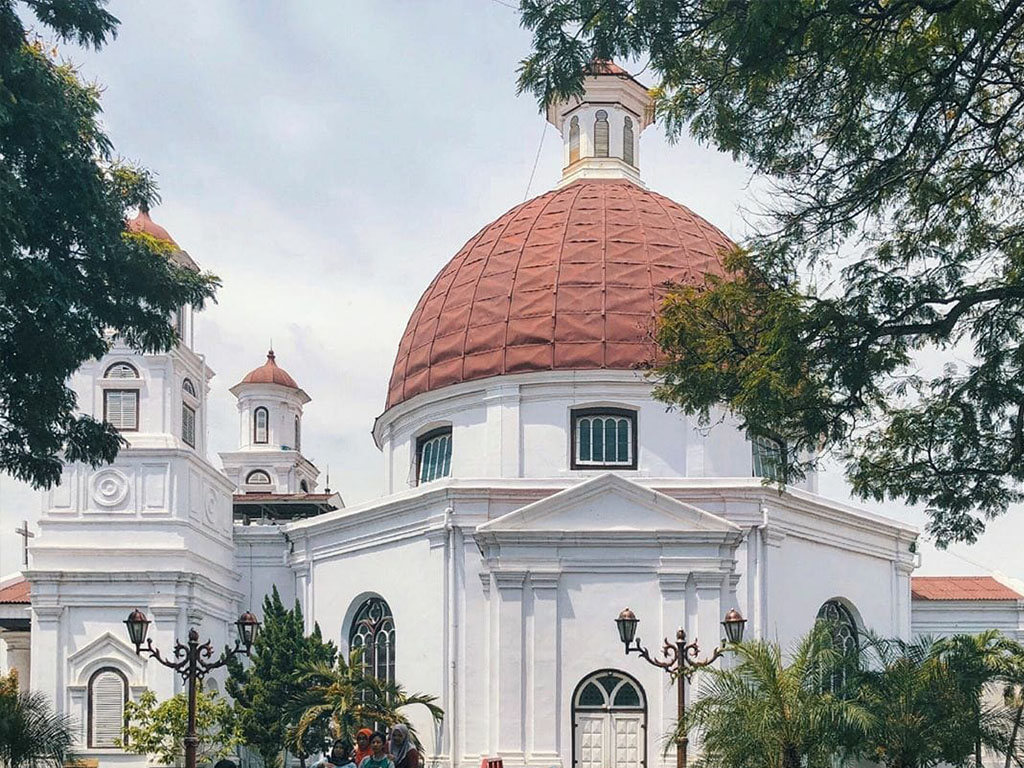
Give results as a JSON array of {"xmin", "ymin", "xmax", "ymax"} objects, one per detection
[{"xmin": 572, "ymin": 670, "xmax": 647, "ymax": 768}]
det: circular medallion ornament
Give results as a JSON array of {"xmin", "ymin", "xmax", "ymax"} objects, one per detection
[
  {"xmin": 93, "ymin": 469, "xmax": 129, "ymax": 507},
  {"xmin": 205, "ymin": 488, "xmax": 219, "ymax": 523}
]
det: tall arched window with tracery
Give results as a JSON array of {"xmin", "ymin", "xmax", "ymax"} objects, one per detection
[
  {"xmin": 816, "ymin": 599, "xmax": 859, "ymax": 694},
  {"xmin": 349, "ymin": 597, "xmax": 395, "ymax": 685}
]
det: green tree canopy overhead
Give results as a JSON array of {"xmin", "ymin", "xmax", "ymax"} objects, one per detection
[
  {"xmin": 518, "ymin": 0, "xmax": 1024, "ymax": 546},
  {"xmin": 0, "ymin": 0, "xmax": 219, "ymax": 489}
]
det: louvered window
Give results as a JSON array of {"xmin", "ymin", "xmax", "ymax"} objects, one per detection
[
  {"xmin": 572, "ymin": 408, "xmax": 637, "ymax": 469},
  {"xmin": 104, "ymin": 390, "xmax": 139, "ymax": 431},
  {"xmin": 88, "ymin": 668, "xmax": 127, "ymax": 748},
  {"xmin": 104, "ymin": 362, "xmax": 138, "ymax": 379},
  {"xmin": 594, "ymin": 110, "xmax": 609, "ymax": 157},
  {"xmin": 174, "ymin": 306, "xmax": 186, "ymax": 341},
  {"xmin": 569, "ymin": 115, "xmax": 580, "ymax": 163},
  {"xmin": 416, "ymin": 428, "xmax": 452, "ymax": 485},
  {"xmin": 182, "ymin": 403, "xmax": 196, "ymax": 447},
  {"xmin": 623, "ymin": 116, "xmax": 635, "ymax": 166},
  {"xmin": 253, "ymin": 407, "xmax": 268, "ymax": 444}
]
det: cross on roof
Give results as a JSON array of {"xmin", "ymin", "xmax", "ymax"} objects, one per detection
[{"xmin": 14, "ymin": 520, "xmax": 34, "ymax": 567}]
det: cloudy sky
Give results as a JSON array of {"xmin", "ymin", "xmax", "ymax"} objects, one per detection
[{"xmin": 1, "ymin": 1, "xmax": 1020, "ymax": 583}]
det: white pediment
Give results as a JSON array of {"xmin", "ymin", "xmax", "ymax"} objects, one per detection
[
  {"xmin": 67, "ymin": 631, "xmax": 146, "ymax": 684},
  {"xmin": 477, "ymin": 473, "xmax": 739, "ymax": 534}
]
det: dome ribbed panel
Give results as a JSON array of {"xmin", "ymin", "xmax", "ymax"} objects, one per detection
[{"xmin": 386, "ymin": 179, "xmax": 733, "ymax": 409}]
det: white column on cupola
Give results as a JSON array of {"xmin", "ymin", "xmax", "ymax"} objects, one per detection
[{"xmin": 546, "ymin": 60, "xmax": 655, "ymax": 187}]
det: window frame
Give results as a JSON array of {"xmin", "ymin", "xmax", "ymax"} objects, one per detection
[
  {"xmin": 103, "ymin": 389, "xmax": 139, "ymax": 432},
  {"xmin": 594, "ymin": 109, "xmax": 610, "ymax": 157},
  {"xmin": 104, "ymin": 362, "xmax": 139, "ymax": 380},
  {"xmin": 415, "ymin": 426, "xmax": 453, "ymax": 486},
  {"xmin": 87, "ymin": 666, "xmax": 128, "ymax": 749},
  {"xmin": 253, "ymin": 407, "xmax": 269, "ymax": 445},
  {"xmin": 751, "ymin": 434, "xmax": 788, "ymax": 482},
  {"xmin": 181, "ymin": 402, "xmax": 196, "ymax": 447},
  {"xmin": 348, "ymin": 597, "xmax": 395, "ymax": 686},
  {"xmin": 623, "ymin": 116, "xmax": 635, "ymax": 166},
  {"xmin": 182, "ymin": 378, "xmax": 197, "ymax": 399},
  {"xmin": 570, "ymin": 407, "xmax": 638, "ymax": 470},
  {"xmin": 569, "ymin": 115, "xmax": 581, "ymax": 164},
  {"xmin": 245, "ymin": 469, "xmax": 272, "ymax": 486}
]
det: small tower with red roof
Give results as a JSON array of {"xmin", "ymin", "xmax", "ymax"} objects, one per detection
[{"xmin": 219, "ymin": 349, "xmax": 322, "ymax": 496}]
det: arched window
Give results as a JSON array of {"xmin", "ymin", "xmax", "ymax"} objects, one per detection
[
  {"xmin": 416, "ymin": 427, "xmax": 452, "ymax": 485},
  {"xmin": 300, "ymin": 479, "xmax": 309, "ymax": 493},
  {"xmin": 816, "ymin": 600, "xmax": 859, "ymax": 694},
  {"xmin": 594, "ymin": 110, "xmax": 609, "ymax": 157},
  {"xmin": 174, "ymin": 306, "xmax": 186, "ymax": 341},
  {"xmin": 88, "ymin": 667, "xmax": 127, "ymax": 748},
  {"xmin": 246, "ymin": 469, "xmax": 272, "ymax": 485},
  {"xmin": 572, "ymin": 670, "xmax": 646, "ymax": 768},
  {"xmin": 572, "ymin": 408, "xmax": 637, "ymax": 469},
  {"xmin": 751, "ymin": 435, "xmax": 787, "ymax": 482},
  {"xmin": 623, "ymin": 116, "xmax": 635, "ymax": 166},
  {"xmin": 182, "ymin": 378, "xmax": 197, "ymax": 397},
  {"xmin": 349, "ymin": 597, "xmax": 395, "ymax": 685},
  {"xmin": 295, "ymin": 415, "xmax": 301, "ymax": 452},
  {"xmin": 104, "ymin": 362, "xmax": 138, "ymax": 379},
  {"xmin": 253, "ymin": 407, "xmax": 269, "ymax": 444},
  {"xmin": 569, "ymin": 115, "xmax": 581, "ymax": 164}
]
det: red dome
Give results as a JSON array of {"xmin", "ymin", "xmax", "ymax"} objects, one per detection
[
  {"xmin": 386, "ymin": 179, "xmax": 734, "ymax": 409},
  {"xmin": 127, "ymin": 208, "xmax": 177, "ymax": 246},
  {"xmin": 239, "ymin": 350, "xmax": 300, "ymax": 389}
]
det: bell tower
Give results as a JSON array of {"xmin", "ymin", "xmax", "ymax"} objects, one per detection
[{"xmin": 546, "ymin": 60, "xmax": 654, "ymax": 187}]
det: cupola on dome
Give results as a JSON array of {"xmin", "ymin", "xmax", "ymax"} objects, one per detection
[
  {"xmin": 126, "ymin": 204, "xmax": 200, "ymax": 271},
  {"xmin": 385, "ymin": 62, "xmax": 735, "ymax": 410},
  {"xmin": 238, "ymin": 350, "xmax": 300, "ymax": 390}
]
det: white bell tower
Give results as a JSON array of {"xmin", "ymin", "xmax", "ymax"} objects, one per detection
[
  {"xmin": 219, "ymin": 350, "xmax": 321, "ymax": 495},
  {"xmin": 546, "ymin": 60, "xmax": 655, "ymax": 187}
]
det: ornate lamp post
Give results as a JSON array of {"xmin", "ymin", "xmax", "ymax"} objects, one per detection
[
  {"xmin": 124, "ymin": 609, "xmax": 260, "ymax": 768},
  {"xmin": 615, "ymin": 606, "xmax": 746, "ymax": 768}
]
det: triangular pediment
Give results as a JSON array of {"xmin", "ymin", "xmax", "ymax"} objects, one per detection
[
  {"xmin": 477, "ymin": 474, "xmax": 738, "ymax": 533},
  {"xmin": 67, "ymin": 631, "xmax": 146, "ymax": 684}
]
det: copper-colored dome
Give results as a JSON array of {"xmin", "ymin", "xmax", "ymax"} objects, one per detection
[
  {"xmin": 239, "ymin": 350, "xmax": 299, "ymax": 389},
  {"xmin": 386, "ymin": 179, "xmax": 734, "ymax": 409},
  {"xmin": 127, "ymin": 207, "xmax": 177, "ymax": 246}
]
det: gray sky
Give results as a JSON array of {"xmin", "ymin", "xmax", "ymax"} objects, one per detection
[{"xmin": 1, "ymin": 1, "xmax": 1020, "ymax": 583}]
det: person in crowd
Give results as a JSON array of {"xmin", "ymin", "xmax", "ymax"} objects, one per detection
[
  {"xmin": 314, "ymin": 739, "xmax": 355, "ymax": 768},
  {"xmin": 358, "ymin": 731, "xmax": 394, "ymax": 768},
  {"xmin": 354, "ymin": 728, "xmax": 373, "ymax": 766},
  {"xmin": 389, "ymin": 724, "xmax": 420, "ymax": 768}
]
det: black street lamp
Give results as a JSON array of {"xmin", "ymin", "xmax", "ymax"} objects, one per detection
[
  {"xmin": 615, "ymin": 606, "xmax": 746, "ymax": 768},
  {"xmin": 124, "ymin": 609, "xmax": 260, "ymax": 768}
]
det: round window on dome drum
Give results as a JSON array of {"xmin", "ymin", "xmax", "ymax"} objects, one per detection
[{"xmin": 571, "ymin": 407, "xmax": 637, "ymax": 470}]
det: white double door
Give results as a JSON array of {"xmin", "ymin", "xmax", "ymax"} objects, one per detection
[{"xmin": 576, "ymin": 711, "xmax": 644, "ymax": 768}]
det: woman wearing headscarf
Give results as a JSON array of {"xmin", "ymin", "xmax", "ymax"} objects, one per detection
[
  {"xmin": 389, "ymin": 724, "xmax": 420, "ymax": 768},
  {"xmin": 353, "ymin": 728, "xmax": 373, "ymax": 766}
]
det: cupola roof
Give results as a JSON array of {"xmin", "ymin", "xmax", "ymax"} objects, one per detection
[
  {"xmin": 238, "ymin": 350, "xmax": 300, "ymax": 390},
  {"xmin": 126, "ymin": 204, "xmax": 199, "ymax": 271}
]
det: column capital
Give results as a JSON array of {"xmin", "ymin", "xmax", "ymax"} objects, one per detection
[{"xmin": 493, "ymin": 571, "xmax": 527, "ymax": 591}]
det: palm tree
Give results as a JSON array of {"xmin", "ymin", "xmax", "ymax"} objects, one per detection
[
  {"xmin": 0, "ymin": 679, "xmax": 77, "ymax": 768},
  {"xmin": 287, "ymin": 647, "xmax": 443, "ymax": 752},
  {"xmin": 680, "ymin": 624, "xmax": 869, "ymax": 768}
]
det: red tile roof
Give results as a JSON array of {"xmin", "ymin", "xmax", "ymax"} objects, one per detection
[
  {"xmin": 911, "ymin": 576, "xmax": 1022, "ymax": 601},
  {"xmin": 0, "ymin": 579, "xmax": 29, "ymax": 605},
  {"xmin": 386, "ymin": 179, "xmax": 734, "ymax": 409},
  {"xmin": 237, "ymin": 350, "xmax": 300, "ymax": 390}
]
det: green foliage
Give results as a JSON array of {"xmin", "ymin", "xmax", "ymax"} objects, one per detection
[
  {"xmin": 518, "ymin": 0, "xmax": 1024, "ymax": 546},
  {"xmin": 226, "ymin": 586, "xmax": 337, "ymax": 766},
  {"xmin": 120, "ymin": 688, "xmax": 241, "ymax": 766},
  {"xmin": 0, "ymin": 0, "xmax": 219, "ymax": 488},
  {"xmin": 681, "ymin": 625, "xmax": 869, "ymax": 768},
  {"xmin": 0, "ymin": 672, "xmax": 77, "ymax": 768},
  {"xmin": 288, "ymin": 647, "xmax": 443, "ymax": 751}
]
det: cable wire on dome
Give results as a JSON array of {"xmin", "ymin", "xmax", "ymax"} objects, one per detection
[{"xmin": 524, "ymin": 120, "xmax": 547, "ymax": 200}]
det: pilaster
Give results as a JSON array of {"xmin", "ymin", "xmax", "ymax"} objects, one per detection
[
  {"xmin": 528, "ymin": 572, "xmax": 560, "ymax": 762},
  {"xmin": 494, "ymin": 571, "xmax": 526, "ymax": 762}
]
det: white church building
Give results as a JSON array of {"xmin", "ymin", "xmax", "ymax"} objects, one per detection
[{"xmin": 2, "ymin": 63, "xmax": 1023, "ymax": 768}]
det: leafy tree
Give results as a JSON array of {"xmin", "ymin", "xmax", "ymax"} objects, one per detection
[
  {"xmin": 120, "ymin": 688, "xmax": 241, "ymax": 765},
  {"xmin": 226, "ymin": 586, "xmax": 337, "ymax": 768},
  {"xmin": 0, "ymin": 671, "xmax": 77, "ymax": 768},
  {"xmin": 1000, "ymin": 641, "xmax": 1024, "ymax": 768},
  {"xmin": 679, "ymin": 626, "xmax": 868, "ymax": 768},
  {"xmin": 0, "ymin": 0, "xmax": 219, "ymax": 489},
  {"xmin": 518, "ymin": 0, "xmax": 1024, "ymax": 546},
  {"xmin": 288, "ymin": 647, "xmax": 443, "ymax": 751}
]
